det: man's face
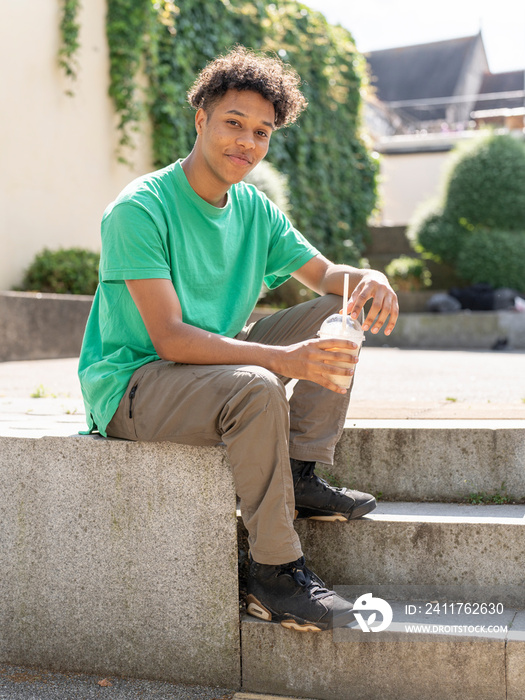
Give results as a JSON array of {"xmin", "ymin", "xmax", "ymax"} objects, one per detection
[{"xmin": 195, "ymin": 89, "xmax": 275, "ymax": 189}]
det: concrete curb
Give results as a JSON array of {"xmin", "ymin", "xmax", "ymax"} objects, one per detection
[
  {"xmin": 0, "ymin": 291, "xmax": 92, "ymax": 362},
  {"xmin": 365, "ymin": 309, "xmax": 525, "ymax": 349}
]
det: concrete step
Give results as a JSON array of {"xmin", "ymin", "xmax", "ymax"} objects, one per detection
[
  {"xmin": 241, "ymin": 604, "xmax": 525, "ymax": 700},
  {"xmin": 238, "ymin": 502, "xmax": 525, "ymax": 610},
  {"xmin": 292, "ymin": 502, "xmax": 525, "ymax": 609},
  {"xmin": 0, "ymin": 434, "xmax": 241, "ymax": 687},
  {"xmin": 333, "ymin": 419, "xmax": 525, "ymax": 502}
]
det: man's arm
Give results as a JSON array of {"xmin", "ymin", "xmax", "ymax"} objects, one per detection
[
  {"xmin": 126, "ymin": 278, "xmax": 358, "ymax": 394},
  {"xmin": 292, "ymin": 254, "xmax": 399, "ymax": 336}
]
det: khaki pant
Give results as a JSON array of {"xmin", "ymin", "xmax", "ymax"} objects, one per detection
[{"xmin": 107, "ymin": 294, "xmax": 353, "ymax": 564}]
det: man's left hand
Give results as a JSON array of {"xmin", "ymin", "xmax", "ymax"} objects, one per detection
[{"xmin": 346, "ymin": 270, "xmax": 399, "ymax": 336}]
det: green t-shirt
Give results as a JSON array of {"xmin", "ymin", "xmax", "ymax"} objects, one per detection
[{"xmin": 78, "ymin": 159, "xmax": 319, "ymax": 435}]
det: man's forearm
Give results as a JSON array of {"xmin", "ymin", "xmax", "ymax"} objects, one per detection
[
  {"xmin": 317, "ymin": 264, "xmax": 365, "ymax": 297},
  {"xmin": 155, "ymin": 319, "xmax": 281, "ymax": 371}
]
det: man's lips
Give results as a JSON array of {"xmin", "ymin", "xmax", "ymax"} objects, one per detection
[{"xmin": 227, "ymin": 152, "xmax": 253, "ymax": 166}]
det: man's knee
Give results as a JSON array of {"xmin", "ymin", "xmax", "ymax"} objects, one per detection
[{"xmin": 233, "ymin": 365, "xmax": 286, "ymax": 399}]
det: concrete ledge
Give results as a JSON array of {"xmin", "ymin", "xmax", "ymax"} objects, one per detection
[
  {"xmin": 241, "ymin": 608, "xmax": 524, "ymax": 700},
  {"xmin": 0, "ymin": 435, "xmax": 240, "ymax": 687},
  {"xmin": 334, "ymin": 420, "xmax": 525, "ymax": 501},
  {"xmin": 0, "ymin": 291, "xmax": 92, "ymax": 361},
  {"xmin": 366, "ymin": 310, "xmax": 525, "ymax": 349},
  {"xmin": 295, "ymin": 502, "xmax": 525, "ymax": 608},
  {"xmin": 508, "ymin": 611, "xmax": 525, "ymax": 700}
]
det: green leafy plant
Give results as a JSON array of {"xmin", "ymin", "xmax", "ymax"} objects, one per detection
[
  {"xmin": 385, "ymin": 255, "xmax": 431, "ymax": 292},
  {"xmin": 467, "ymin": 483, "xmax": 511, "ymax": 505},
  {"xmin": 456, "ymin": 229, "xmax": 525, "ymax": 293},
  {"xmin": 19, "ymin": 248, "xmax": 100, "ymax": 295},
  {"xmin": 58, "ymin": 0, "xmax": 82, "ymax": 90},
  {"xmin": 31, "ymin": 384, "xmax": 51, "ymax": 399},
  {"xmin": 106, "ymin": 0, "xmax": 155, "ymax": 159},
  {"xmin": 407, "ymin": 202, "xmax": 466, "ymax": 267},
  {"xmin": 443, "ymin": 134, "xmax": 525, "ymax": 232}
]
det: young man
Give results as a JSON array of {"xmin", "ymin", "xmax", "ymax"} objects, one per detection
[{"xmin": 79, "ymin": 47, "xmax": 398, "ymax": 632}]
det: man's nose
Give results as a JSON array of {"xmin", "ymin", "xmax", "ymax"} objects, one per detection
[{"xmin": 236, "ymin": 129, "xmax": 255, "ymax": 149}]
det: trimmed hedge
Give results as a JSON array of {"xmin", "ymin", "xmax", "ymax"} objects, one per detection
[
  {"xmin": 456, "ymin": 230, "xmax": 525, "ymax": 293},
  {"xmin": 444, "ymin": 134, "xmax": 525, "ymax": 232},
  {"xmin": 410, "ymin": 134, "xmax": 525, "ymax": 288},
  {"xmin": 408, "ymin": 205, "xmax": 465, "ymax": 266}
]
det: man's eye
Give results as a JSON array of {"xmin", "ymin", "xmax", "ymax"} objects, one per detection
[{"xmin": 257, "ymin": 131, "xmax": 269, "ymax": 138}]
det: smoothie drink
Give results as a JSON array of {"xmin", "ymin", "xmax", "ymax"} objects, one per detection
[{"xmin": 317, "ymin": 314, "xmax": 365, "ymax": 389}]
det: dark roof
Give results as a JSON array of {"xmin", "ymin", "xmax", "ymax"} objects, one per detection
[
  {"xmin": 366, "ymin": 34, "xmax": 482, "ymax": 121},
  {"xmin": 474, "ymin": 70, "xmax": 525, "ymax": 111}
]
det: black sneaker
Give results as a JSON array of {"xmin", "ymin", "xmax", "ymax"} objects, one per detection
[
  {"xmin": 291, "ymin": 459, "xmax": 376, "ymax": 521},
  {"xmin": 246, "ymin": 556, "xmax": 354, "ymax": 631}
]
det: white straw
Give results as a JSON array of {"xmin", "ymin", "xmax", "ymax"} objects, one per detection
[{"xmin": 342, "ymin": 272, "xmax": 349, "ymax": 333}]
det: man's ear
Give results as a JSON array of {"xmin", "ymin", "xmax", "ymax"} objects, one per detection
[{"xmin": 195, "ymin": 108, "xmax": 207, "ymax": 135}]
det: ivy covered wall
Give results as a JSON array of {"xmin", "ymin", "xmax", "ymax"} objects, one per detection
[{"xmin": 102, "ymin": 0, "xmax": 378, "ymax": 264}]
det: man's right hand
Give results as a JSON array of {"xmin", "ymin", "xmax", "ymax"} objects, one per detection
[{"xmin": 271, "ymin": 337, "xmax": 358, "ymax": 394}]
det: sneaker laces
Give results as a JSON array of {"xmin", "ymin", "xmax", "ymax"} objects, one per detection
[
  {"xmin": 299, "ymin": 462, "xmax": 345, "ymax": 498},
  {"xmin": 279, "ymin": 557, "xmax": 332, "ymax": 600}
]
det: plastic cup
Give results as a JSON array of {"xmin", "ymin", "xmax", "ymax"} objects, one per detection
[{"xmin": 317, "ymin": 314, "xmax": 365, "ymax": 388}]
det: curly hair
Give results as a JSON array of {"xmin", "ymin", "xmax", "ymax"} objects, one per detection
[{"xmin": 187, "ymin": 46, "xmax": 307, "ymax": 129}]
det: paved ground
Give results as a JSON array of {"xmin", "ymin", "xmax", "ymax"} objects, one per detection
[
  {"xmin": 0, "ymin": 348, "xmax": 524, "ymax": 438},
  {"xmin": 0, "ymin": 665, "xmax": 237, "ymax": 700},
  {"xmin": 1, "ymin": 347, "xmax": 524, "ymax": 697}
]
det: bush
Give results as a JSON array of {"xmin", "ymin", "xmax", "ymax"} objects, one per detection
[
  {"xmin": 19, "ymin": 247, "xmax": 99, "ymax": 295},
  {"xmin": 443, "ymin": 134, "xmax": 525, "ymax": 231},
  {"xmin": 385, "ymin": 255, "xmax": 431, "ymax": 292},
  {"xmin": 409, "ymin": 134, "xmax": 525, "ymax": 290},
  {"xmin": 456, "ymin": 230, "xmax": 525, "ymax": 293},
  {"xmin": 408, "ymin": 205, "xmax": 466, "ymax": 266}
]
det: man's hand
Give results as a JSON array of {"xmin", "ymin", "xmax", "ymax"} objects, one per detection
[
  {"xmin": 271, "ymin": 337, "xmax": 359, "ymax": 395},
  {"xmin": 346, "ymin": 270, "xmax": 399, "ymax": 336},
  {"xmin": 293, "ymin": 256, "xmax": 399, "ymax": 336}
]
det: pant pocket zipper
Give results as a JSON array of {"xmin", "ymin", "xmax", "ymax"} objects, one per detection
[{"xmin": 129, "ymin": 385, "xmax": 137, "ymax": 419}]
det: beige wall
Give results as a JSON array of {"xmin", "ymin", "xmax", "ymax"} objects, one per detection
[
  {"xmin": 0, "ymin": 0, "xmax": 153, "ymax": 290},
  {"xmin": 376, "ymin": 150, "xmax": 451, "ymax": 226}
]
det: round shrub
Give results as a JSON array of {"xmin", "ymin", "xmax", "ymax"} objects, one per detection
[
  {"xmin": 385, "ymin": 255, "xmax": 431, "ymax": 292},
  {"xmin": 443, "ymin": 134, "xmax": 525, "ymax": 231},
  {"xmin": 20, "ymin": 247, "xmax": 99, "ymax": 295},
  {"xmin": 408, "ymin": 205, "xmax": 466, "ymax": 266},
  {"xmin": 456, "ymin": 230, "xmax": 525, "ymax": 293}
]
